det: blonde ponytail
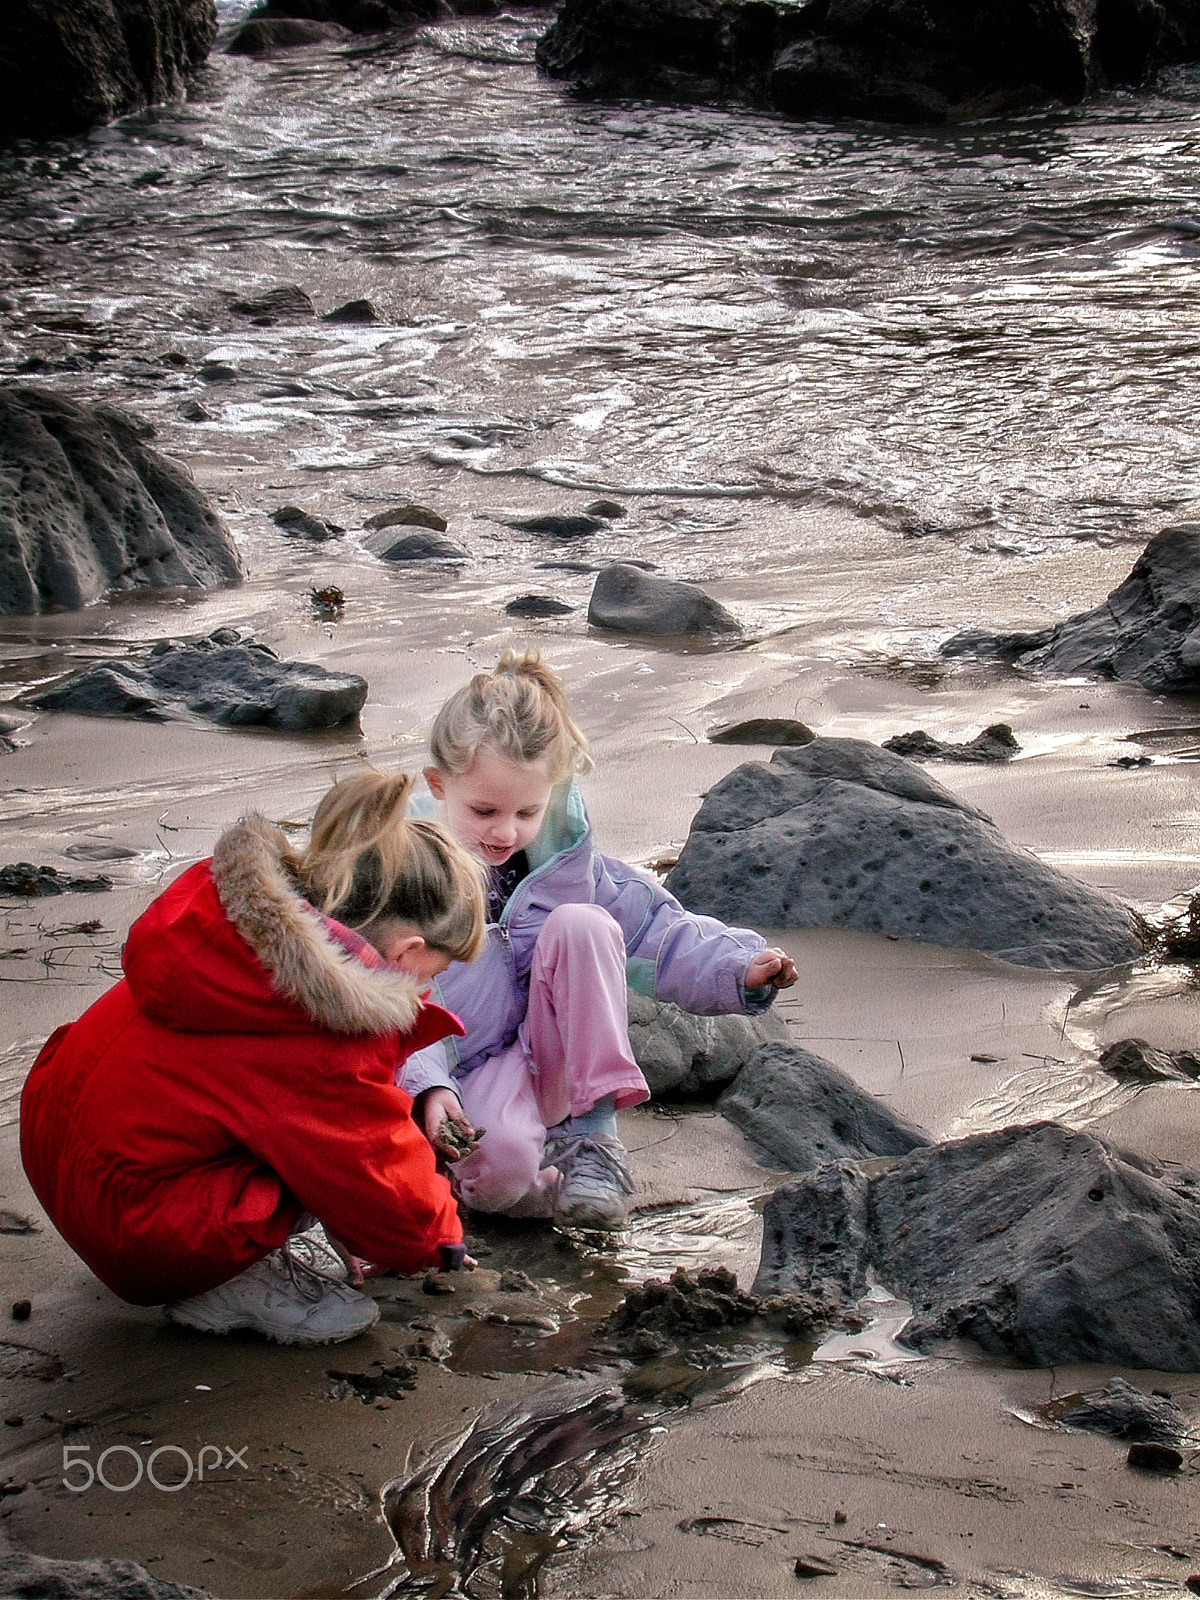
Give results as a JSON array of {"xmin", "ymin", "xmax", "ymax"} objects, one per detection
[
  {"xmin": 430, "ymin": 648, "xmax": 592, "ymax": 782},
  {"xmin": 296, "ymin": 768, "xmax": 486, "ymax": 961}
]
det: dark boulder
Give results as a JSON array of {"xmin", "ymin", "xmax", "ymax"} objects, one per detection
[
  {"xmin": 1054, "ymin": 1376, "xmax": 1187, "ymax": 1446},
  {"xmin": 0, "ymin": 1, "xmax": 218, "ymax": 139},
  {"xmin": 227, "ymin": 286, "xmax": 315, "ymax": 319},
  {"xmin": 755, "ymin": 1122, "xmax": 1200, "ymax": 1370},
  {"xmin": 364, "ymin": 503, "xmax": 448, "ymax": 533},
  {"xmin": 589, "ymin": 562, "xmax": 740, "ymax": 637},
  {"xmin": 506, "ymin": 512, "xmax": 608, "ymax": 537},
  {"xmin": 272, "ymin": 504, "xmax": 343, "ymax": 541},
  {"xmin": 0, "ymin": 863, "xmax": 112, "ymax": 896},
  {"xmin": 882, "ymin": 723, "xmax": 1019, "ymax": 763},
  {"xmin": 31, "ymin": 631, "xmax": 367, "ymax": 732},
  {"xmin": 627, "ymin": 990, "xmax": 788, "ymax": 1098},
  {"xmin": 504, "ymin": 594, "xmax": 574, "ymax": 618},
  {"xmin": 709, "ymin": 717, "xmax": 815, "ymax": 746},
  {"xmin": 537, "ymin": 0, "xmax": 1196, "ymax": 124},
  {"xmin": 665, "ymin": 737, "xmax": 1145, "ymax": 969},
  {"xmin": 323, "ymin": 298, "xmax": 380, "ymax": 323},
  {"xmin": 1098, "ymin": 1038, "xmax": 1200, "ymax": 1083},
  {"xmin": 0, "ymin": 386, "xmax": 244, "ymax": 615},
  {"xmin": 227, "ymin": 16, "xmax": 349, "ymax": 51},
  {"xmin": 943, "ymin": 526, "xmax": 1200, "ymax": 694},
  {"xmin": 717, "ymin": 1040, "xmax": 929, "ymax": 1170},
  {"xmin": 365, "ymin": 528, "xmax": 468, "ymax": 562}
]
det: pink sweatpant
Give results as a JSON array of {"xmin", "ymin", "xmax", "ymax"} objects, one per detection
[{"xmin": 451, "ymin": 903, "xmax": 649, "ymax": 1216}]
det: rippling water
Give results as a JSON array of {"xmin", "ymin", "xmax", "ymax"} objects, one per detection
[{"xmin": 1, "ymin": 6, "xmax": 1199, "ymax": 575}]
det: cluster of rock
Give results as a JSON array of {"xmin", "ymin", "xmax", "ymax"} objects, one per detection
[
  {"xmin": 665, "ymin": 736, "xmax": 1145, "ymax": 970},
  {"xmin": 754, "ymin": 1120, "xmax": 1200, "ymax": 1371},
  {"xmin": 2, "ymin": 1, "xmax": 218, "ymax": 139},
  {"xmin": 882, "ymin": 724, "xmax": 1019, "ymax": 763},
  {"xmin": 537, "ymin": 0, "xmax": 1200, "ymax": 125},
  {"xmin": 31, "ymin": 630, "xmax": 367, "ymax": 732},
  {"xmin": 943, "ymin": 525, "xmax": 1200, "ymax": 694},
  {"xmin": 0, "ymin": 387, "xmax": 244, "ymax": 616}
]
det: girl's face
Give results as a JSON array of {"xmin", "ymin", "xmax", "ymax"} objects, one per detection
[{"xmin": 425, "ymin": 745, "xmax": 555, "ymax": 867}]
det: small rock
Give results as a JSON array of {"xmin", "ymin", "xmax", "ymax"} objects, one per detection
[
  {"xmin": 709, "ymin": 718, "xmax": 815, "ymax": 746},
  {"xmin": 32, "ymin": 633, "xmax": 368, "ymax": 733},
  {"xmin": 364, "ymin": 504, "xmax": 448, "ymax": 533},
  {"xmin": 1127, "ymin": 1442, "xmax": 1183, "ymax": 1472},
  {"xmin": 794, "ymin": 1556, "xmax": 838, "ymax": 1578},
  {"xmin": 498, "ymin": 1269, "xmax": 537, "ymax": 1294},
  {"xmin": 1113, "ymin": 753, "xmax": 1154, "ymax": 768},
  {"xmin": 179, "ymin": 400, "xmax": 212, "ymax": 422},
  {"xmin": 323, "ymin": 298, "xmax": 379, "ymax": 324},
  {"xmin": 1056, "ymin": 1377, "xmax": 1186, "ymax": 1445},
  {"xmin": 1099, "ymin": 1039, "xmax": 1200, "ymax": 1083},
  {"xmin": 272, "ymin": 505, "xmax": 342, "ymax": 542},
  {"xmin": 584, "ymin": 499, "xmax": 627, "ymax": 519},
  {"xmin": 161, "ymin": 352, "xmax": 188, "ymax": 369},
  {"xmin": 1185, "ymin": 1576, "xmax": 1200, "ymax": 1596},
  {"xmin": 833, "ymin": 1509, "xmax": 847, "ymax": 1524},
  {"xmin": 423, "ymin": 1271, "xmax": 456, "ymax": 1296},
  {"xmin": 228, "ymin": 286, "xmax": 315, "ymax": 320},
  {"xmin": 11, "ymin": 1301, "xmax": 31, "ymax": 1322},
  {"xmin": 505, "ymin": 594, "xmax": 574, "ymax": 618},
  {"xmin": 228, "ymin": 17, "xmax": 350, "ymax": 53},
  {"xmin": 365, "ymin": 529, "xmax": 468, "ymax": 563},
  {"xmin": 199, "ymin": 361, "xmax": 237, "ymax": 384},
  {"xmin": 3, "ymin": 1416, "xmax": 22, "ymax": 1428},
  {"xmin": 311, "ymin": 585, "xmax": 345, "ymax": 614},
  {"xmin": 882, "ymin": 724, "xmax": 1020, "ymax": 763},
  {"xmin": 589, "ymin": 563, "xmax": 740, "ymax": 638},
  {"xmin": 506, "ymin": 512, "xmax": 607, "ymax": 537},
  {"xmin": 0, "ymin": 864, "xmax": 112, "ymax": 897}
]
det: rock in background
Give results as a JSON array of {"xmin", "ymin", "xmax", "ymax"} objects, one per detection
[
  {"xmin": 31, "ymin": 630, "xmax": 367, "ymax": 732},
  {"xmin": 717, "ymin": 1040, "xmax": 929, "ymax": 1170},
  {"xmin": 537, "ymin": 0, "xmax": 1199, "ymax": 123},
  {"xmin": 755, "ymin": 1122, "xmax": 1200, "ymax": 1371},
  {"xmin": 589, "ymin": 562, "xmax": 740, "ymax": 637},
  {"xmin": 943, "ymin": 525, "xmax": 1200, "ymax": 694},
  {"xmin": 627, "ymin": 990, "xmax": 788, "ymax": 1097},
  {"xmin": 665, "ymin": 737, "xmax": 1145, "ymax": 970},
  {"xmin": 0, "ymin": 387, "xmax": 244, "ymax": 615},
  {"xmin": 1, "ymin": 1, "xmax": 218, "ymax": 139}
]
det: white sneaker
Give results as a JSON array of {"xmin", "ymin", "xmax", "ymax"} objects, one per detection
[
  {"xmin": 164, "ymin": 1240, "xmax": 379, "ymax": 1346},
  {"xmin": 544, "ymin": 1130, "xmax": 634, "ymax": 1230}
]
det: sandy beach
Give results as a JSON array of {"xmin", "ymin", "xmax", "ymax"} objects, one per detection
[{"xmin": 3, "ymin": 494, "xmax": 1200, "ymax": 1596}]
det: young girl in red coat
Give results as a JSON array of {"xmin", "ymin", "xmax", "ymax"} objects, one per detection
[{"xmin": 20, "ymin": 769, "xmax": 486, "ymax": 1346}]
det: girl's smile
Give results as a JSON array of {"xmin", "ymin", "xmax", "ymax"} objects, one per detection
[{"xmin": 425, "ymin": 746, "xmax": 555, "ymax": 868}]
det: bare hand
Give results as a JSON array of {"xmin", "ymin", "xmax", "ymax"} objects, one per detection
[
  {"xmin": 420, "ymin": 1088, "xmax": 481, "ymax": 1162},
  {"xmin": 745, "ymin": 947, "xmax": 799, "ymax": 991}
]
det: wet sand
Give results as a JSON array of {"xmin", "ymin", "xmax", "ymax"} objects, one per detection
[{"xmin": 3, "ymin": 512, "xmax": 1200, "ymax": 1597}]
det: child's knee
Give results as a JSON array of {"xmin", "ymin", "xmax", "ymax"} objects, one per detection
[
  {"xmin": 452, "ymin": 1132, "xmax": 542, "ymax": 1214},
  {"xmin": 541, "ymin": 901, "xmax": 621, "ymax": 953}
]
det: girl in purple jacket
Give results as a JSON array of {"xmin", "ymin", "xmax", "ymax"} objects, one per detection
[{"xmin": 401, "ymin": 650, "xmax": 798, "ymax": 1230}]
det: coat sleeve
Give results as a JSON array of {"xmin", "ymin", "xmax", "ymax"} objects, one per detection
[
  {"xmin": 235, "ymin": 1042, "xmax": 462, "ymax": 1274},
  {"xmin": 398, "ymin": 1040, "xmax": 458, "ymax": 1099},
  {"xmin": 592, "ymin": 852, "xmax": 774, "ymax": 1016}
]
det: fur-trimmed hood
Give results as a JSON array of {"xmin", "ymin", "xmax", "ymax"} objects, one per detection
[{"xmin": 123, "ymin": 814, "xmax": 437, "ymax": 1038}]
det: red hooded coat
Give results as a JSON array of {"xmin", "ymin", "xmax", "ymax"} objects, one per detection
[{"xmin": 20, "ymin": 815, "xmax": 464, "ymax": 1305}]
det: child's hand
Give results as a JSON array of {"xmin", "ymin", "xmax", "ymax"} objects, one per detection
[
  {"xmin": 421, "ymin": 1088, "xmax": 481, "ymax": 1162},
  {"xmin": 325, "ymin": 1234, "xmax": 372, "ymax": 1286},
  {"xmin": 745, "ymin": 948, "xmax": 799, "ymax": 991}
]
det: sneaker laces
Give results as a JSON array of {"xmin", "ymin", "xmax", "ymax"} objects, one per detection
[
  {"xmin": 541, "ymin": 1130, "xmax": 634, "ymax": 1196},
  {"xmin": 274, "ymin": 1235, "xmax": 352, "ymax": 1300}
]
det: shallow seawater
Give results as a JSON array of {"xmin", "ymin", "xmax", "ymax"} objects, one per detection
[{"xmin": 1, "ymin": 6, "xmax": 1199, "ymax": 593}]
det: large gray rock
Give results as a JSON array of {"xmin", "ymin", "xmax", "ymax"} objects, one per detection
[
  {"xmin": 717, "ymin": 1040, "xmax": 929, "ymax": 1171},
  {"xmin": 0, "ymin": 388, "xmax": 244, "ymax": 615},
  {"xmin": 589, "ymin": 563, "xmax": 740, "ymax": 637},
  {"xmin": 754, "ymin": 1122, "xmax": 1200, "ymax": 1371},
  {"xmin": 537, "ymin": 0, "xmax": 1200, "ymax": 124},
  {"xmin": 626, "ymin": 990, "xmax": 789, "ymax": 1098},
  {"xmin": 0, "ymin": 1, "xmax": 217, "ymax": 139},
  {"xmin": 31, "ymin": 631, "xmax": 367, "ymax": 732},
  {"xmin": 943, "ymin": 525, "xmax": 1200, "ymax": 694},
  {"xmin": 665, "ymin": 738, "xmax": 1145, "ymax": 970}
]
